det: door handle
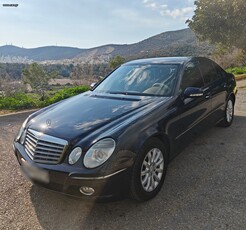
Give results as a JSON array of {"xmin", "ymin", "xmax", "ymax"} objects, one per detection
[{"xmin": 204, "ymin": 92, "xmax": 211, "ymax": 99}]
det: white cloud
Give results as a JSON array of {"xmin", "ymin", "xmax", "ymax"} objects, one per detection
[
  {"xmin": 143, "ymin": 0, "xmax": 157, "ymax": 9},
  {"xmin": 163, "ymin": 7, "xmax": 194, "ymax": 19},
  {"xmin": 143, "ymin": 0, "xmax": 152, "ymax": 3},
  {"xmin": 142, "ymin": 0, "xmax": 158, "ymax": 9},
  {"xmin": 112, "ymin": 8, "xmax": 167, "ymax": 27},
  {"xmin": 142, "ymin": 0, "xmax": 194, "ymax": 20}
]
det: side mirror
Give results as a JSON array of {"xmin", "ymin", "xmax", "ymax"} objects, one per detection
[
  {"xmin": 183, "ymin": 87, "xmax": 204, "ymax": 99},
  {"xmin": 90, "ymin": 82, "xmax": 96, "ymax": 90}
]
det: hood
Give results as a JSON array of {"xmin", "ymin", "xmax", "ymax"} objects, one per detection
[{"xmin": 28, "ymin": 92, "xmax": 163, "ymax": 141}]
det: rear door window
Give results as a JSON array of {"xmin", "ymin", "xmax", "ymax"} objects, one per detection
[
  {"xmin": 199, "ymin": 59, "xmax": 219, "ymax": 85},
  {"xmin": 213, "ymin": 63, "xmax": 227, "ymax": 79}
]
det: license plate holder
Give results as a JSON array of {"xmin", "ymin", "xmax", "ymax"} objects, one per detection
[{"xmin": 20, "ymin": 158, "xmax": 49, "ymax": 184}]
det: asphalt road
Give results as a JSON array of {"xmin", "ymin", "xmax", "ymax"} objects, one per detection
[{"xmin": 0, "ymin": 88, "xmax": 246, "ymax": 230}]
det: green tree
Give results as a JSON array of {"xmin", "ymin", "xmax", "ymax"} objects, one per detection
[
  {"xmin": 109, "ymin": 55, "xmax": 125, "ymax": 69},
  {"xmin": 186, "ymin": 0, "xmax": 246, "ymax": 54},
  {"xmin": 22, "ymin": 63, "xmax": 57, "ymax": 100}
]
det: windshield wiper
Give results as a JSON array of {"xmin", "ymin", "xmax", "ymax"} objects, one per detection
[{"xmin": 108, "ymin": 91, "xmax": 144, "ymax": 96}]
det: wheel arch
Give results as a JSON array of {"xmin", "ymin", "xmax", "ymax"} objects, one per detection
[
  {"xmin": 149, "ymin": 133, "xmax": 171, "ymax": 162},
  {"xmin": 228, "ymin": 93, "xmax": 236, "ymax": 104}
]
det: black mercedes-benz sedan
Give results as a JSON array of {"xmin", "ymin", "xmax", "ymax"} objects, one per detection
[{"xmin": 13, "ymin": 57, "xmax": 237, "ymax": 201}]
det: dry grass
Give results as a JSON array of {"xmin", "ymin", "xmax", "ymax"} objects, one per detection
[
  {"xmin": 0, "ymin": 110, "xmax": 14, "ymax": 115},
  {"xmin": 236, "ymin": 74, "xmax": 246, "ymax": 81},
  {"xmin": 0, "ymin": 109, "xmax": 37, "ymax": 116}
]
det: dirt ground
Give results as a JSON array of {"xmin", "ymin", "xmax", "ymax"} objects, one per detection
[{"xmin": 0, "ymin": 84, "xmax": 245, "ymax": 230}]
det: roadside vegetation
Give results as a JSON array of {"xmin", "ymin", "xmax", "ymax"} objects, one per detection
[
  {"xmin": 0, "ymin": 63, "xmax": 91, "ymax": 111},
  {"xmin": 0, "ymin": 85, "xmax": 89, "ymax": 110},
  {"xmin": 226, "ymin": 66, "xmax": 246, "ymax": 81},
  {"xmin": 226, "ymin": 67, "xmax": 246, "ymax": 75},
  {"xmin": 0, "ymin": 57, "xmax": 127, "ymax": 112},
  {"xmin": 187, "ymin": 0, "xmax": 246, "ymax": 70}
]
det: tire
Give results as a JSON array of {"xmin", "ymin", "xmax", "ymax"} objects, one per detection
[
  {"xmin": 130, "ymin": 138, "xmax": 168, "ymax": 201},
  {"xmin": 218, "ymin": 97, "xmax": 235, "ymax": 127}
]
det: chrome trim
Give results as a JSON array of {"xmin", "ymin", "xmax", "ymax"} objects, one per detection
[
  {"xmin": 70, "ymin": 168, "xmax": 127, "ymax": 180},
  {"xmin": 28, "ymin": 129, "xmax": 67, "ymax": 146},
  {"xmin": 79, "ymin": 187, "xmax": 95, "ymax": 196},
  {"xmin": 24, "ymin": 129, "xmax": 68, "ymax": 164}
]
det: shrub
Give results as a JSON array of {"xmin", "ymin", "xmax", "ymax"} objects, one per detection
[
  {"xmin": 0, "ymin": 93, "xmax": 39, "ymax": 110},
  {"xmin": 0, "ymin": 85, "xmax": 90, "ymax": 110},
  {"xmin": 226, "ymin": 66, "xmax": 246, "ymax": 75},
  {"xmin": 45, "ymin": 85, "xmax": 90, "ymax": 105}
]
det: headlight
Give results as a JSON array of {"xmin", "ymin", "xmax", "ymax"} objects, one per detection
[
  {"xmin": 83, "ymin": 138, "xmax": 116, "ymax": 168},
  {"xmin": 15, "ymin": 117, "xmax": 29, "ymax": 142},
  {"xmin": 68, "ymin": 147, "xmax": 82, "ymax": 165}
]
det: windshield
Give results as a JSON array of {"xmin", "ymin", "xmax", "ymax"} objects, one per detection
[{"xmin": 94, "ymin": 64, "xmax": 179, "ymax": 97}]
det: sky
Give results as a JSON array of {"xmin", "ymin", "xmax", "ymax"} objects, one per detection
[{"xmin": 0, "ymin": 0, "xmax": 195, "ymax": 49}]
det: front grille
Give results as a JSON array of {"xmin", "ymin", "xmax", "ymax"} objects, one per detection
[{"xmin": 24, "ymin": 129, "xmax": 68, "ymax": 164}]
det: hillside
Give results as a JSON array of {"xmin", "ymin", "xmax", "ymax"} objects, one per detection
[
  {"xmin": 0, "ymin": 46, "xmax": 83, "ymax": 62},
  {"xmin": 0, "ymin": 28, "xmax": 214, "ymax": 64}
]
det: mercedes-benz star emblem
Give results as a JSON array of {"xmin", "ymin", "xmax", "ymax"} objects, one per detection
[{"xmin": 46, "ymin": 119, "xmax": 51, "ymax": 127}]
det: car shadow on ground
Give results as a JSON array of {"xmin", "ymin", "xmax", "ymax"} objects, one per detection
[{"xmin": 29, "ymin": 114, "xmax": 246, "ymax": 230}]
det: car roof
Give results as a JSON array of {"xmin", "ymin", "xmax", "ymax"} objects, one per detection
[{"xmin": 124, "ymin": 57, "xmax": 198, "ymax": 65}]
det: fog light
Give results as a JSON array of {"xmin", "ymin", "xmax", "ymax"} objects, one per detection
[{"xmin": 79, "ymin": 186, "xmax": 95, "ymax": 196}]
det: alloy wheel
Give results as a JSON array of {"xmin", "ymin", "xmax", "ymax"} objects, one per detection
[
  {"xmin": 140, "ymin": 148, "xmax": 164, "ymax": 192},
  {"xmin": 226, "ymin": 100, "xmax": 233, "ymax": 123}
]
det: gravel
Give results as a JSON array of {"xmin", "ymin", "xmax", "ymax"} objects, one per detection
[{"xmin": 0, "ymin": 88, "xmax": 245, "ymax": 230}]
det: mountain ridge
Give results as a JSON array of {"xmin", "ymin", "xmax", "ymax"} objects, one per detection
[{"xmin": 0, "ymin": 28, "xmax": 214, "ymax": 64}]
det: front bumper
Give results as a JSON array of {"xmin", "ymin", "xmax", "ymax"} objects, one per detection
[{"xmin": 13, "ymin": 142, "xmax": 131, "ymax": 201}]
